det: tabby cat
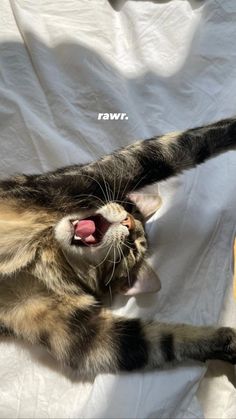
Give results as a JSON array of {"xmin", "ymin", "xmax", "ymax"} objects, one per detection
[{"xmin": 0, "ymin": 117, "xmax": 236, "ymax": 377}]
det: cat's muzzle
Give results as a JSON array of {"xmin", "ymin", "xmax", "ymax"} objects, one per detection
[{"xmin": 70, "ymin": 213, "xmax": 134, "ymax": 247}]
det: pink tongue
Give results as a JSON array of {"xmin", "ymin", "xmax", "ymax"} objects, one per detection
[{"xmin": 75, "ymin": 220, "xmax": 96, "ymax": 239}]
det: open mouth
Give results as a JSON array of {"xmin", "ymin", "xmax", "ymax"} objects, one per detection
[{"xmin": 71, "ymin": 214, "xmax": 111, "ymax": 247}]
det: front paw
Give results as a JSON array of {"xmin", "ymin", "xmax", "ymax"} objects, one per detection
[{"xmin": 212, "ymin": 327, "xmax": 236, "ymax": 364}]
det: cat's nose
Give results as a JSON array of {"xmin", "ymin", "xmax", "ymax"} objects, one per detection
[{"xmin": 121, "ymin": 214, "xmax": 135, "ymax": 231}]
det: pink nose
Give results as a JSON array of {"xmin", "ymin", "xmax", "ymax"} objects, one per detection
[{"xmin": 121, "ymin": 214, "xmax": 135, "ymax": 231}]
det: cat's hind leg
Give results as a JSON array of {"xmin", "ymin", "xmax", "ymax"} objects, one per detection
[
  {"xmin": 1, "ymin": 276, "xmax": 236, "ymax": 377},
  {"xmin": 3, "ymin": 299, "xmax": 236, "ymax": 377}
]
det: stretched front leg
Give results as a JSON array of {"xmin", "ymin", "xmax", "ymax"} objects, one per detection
[
  {"xmin": 1, "ymin": 279, "xmax": 236, "ymax": 377},
  {"xmin": 1, "ymin": 118, "xmax": 235, "ymax": 211},
  {"xmin": 64, "ymin": 117, "xmax": 236, "ymax": 204}
]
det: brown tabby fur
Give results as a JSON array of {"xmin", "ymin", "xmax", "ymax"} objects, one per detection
[{"xmin": 0, "ymin": 117, "xmax": 236, "ymax": 377}]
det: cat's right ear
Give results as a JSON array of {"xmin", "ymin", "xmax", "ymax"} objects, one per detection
[{"xmin": 128, "ymin": 185, "xmax": 162, "ymax": 219}]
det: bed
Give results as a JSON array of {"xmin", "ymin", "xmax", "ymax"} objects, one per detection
[{"xmin": 0, "ymin": 0, "xmax": 236, "ymax": 417}]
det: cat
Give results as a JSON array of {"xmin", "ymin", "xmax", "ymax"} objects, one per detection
[{"xmin": 0, "ymin": 117, "xmax": 236, "ymax": 377}]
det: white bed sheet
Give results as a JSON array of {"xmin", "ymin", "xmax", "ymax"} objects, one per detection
[{"xmin": 0, "ymin": 0, "xmax": 236, "ymax": 417}]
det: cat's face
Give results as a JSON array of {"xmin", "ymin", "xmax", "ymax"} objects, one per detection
[
  {"xmin": 54, "ymin": 200, "xmax": 148, "ymax": 293},
  {"xmin": 0, "ymin": 190, "xmax": 160, "ymax": 296}
]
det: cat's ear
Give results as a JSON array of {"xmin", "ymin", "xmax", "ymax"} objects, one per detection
[
  {"xmin": 121, "ymin": 261, "xmax": 161, "ymax": 296},
  {"xmin": 128, "ymin": 185, "xmax": 161, "ymax": 219}
]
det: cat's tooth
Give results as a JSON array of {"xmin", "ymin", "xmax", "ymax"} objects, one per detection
[
  {"xmin": 74, "ymin": 235, "xmax": 82, "ymax": 240},
  {"xmin": 72, "ymin": 220, "xmax": 79, "ymax": 226}
]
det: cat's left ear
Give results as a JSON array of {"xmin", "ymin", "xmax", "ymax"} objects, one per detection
[
  {"xmin": 121, "ymin": 261, "xmax": 161, "ymax": 296},
  {"xmin": 128, "ymin": 185, "xmax": 161, "ymax": 219}
]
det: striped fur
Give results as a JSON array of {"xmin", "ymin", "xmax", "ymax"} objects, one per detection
[{"xmin": 0, "ymin": 117, "xmax": 236, "ymax": 376}]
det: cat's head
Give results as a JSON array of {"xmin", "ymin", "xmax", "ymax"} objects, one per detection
[
  {"xmin": 54, "ymin": 190, "xmax": 161, "ymax": 296},
  {"xmin": 0, "ymin": 189, "xmax": 161, "ymax": 297}
]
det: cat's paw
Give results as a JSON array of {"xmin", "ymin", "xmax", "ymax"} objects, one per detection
[{"xmin": 213, "ymin": 327, "xmax": 236, "ymax": 364}]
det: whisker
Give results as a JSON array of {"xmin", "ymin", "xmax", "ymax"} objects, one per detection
[
  {"xmin": 74, "ymin": 172, "xmax": 109, "ymax": 204},
  {"xmin": 121, "ymin": 242, "xmax": 133, "ymax": 252},
  {"xmin": 73, "ymin": 193, "xmax": 106, "ymax": 206},
  {"xmin": 72, "ymin": 135, "xmax": 112, "ymax": 204},
  {"xmin": 112, "ymin": 199, "xmax": 137, "ymax": 206},
  {"xmin": 107, "ymin": 244, "xmax": 122, "ymax": 264},
  {"xmin": 108, "ymin": 284, "xmax": 113, "ymax": 306},
  {"xmin": 115, "ymin": 157, "xmax": 124, "ymax": 201},
  {"xmin": 121, "ymin": 172, "xmax": 148, "ymax": 199},
  {"xmin": 105, "ymin": 248, "xmax": 117, "ymax": 286},
  {"xmin": 93, "ymin": 243, "xmax": 113, "ymax": 269},
  {"xmin": 118, "ymin": 244, "xmax": 131, "ymax": 288},
  {"xmin": 112, "ymin": 161, "xmax": 116, "ymax": 202},
  {"xmin": 91, "ymin": 157, "xmax": 113, "ymax": 203}
]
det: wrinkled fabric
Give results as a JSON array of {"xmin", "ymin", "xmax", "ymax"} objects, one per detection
[{"xmin": 0, "ymin": 0, "xmax": 236, "ymax": 417}]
